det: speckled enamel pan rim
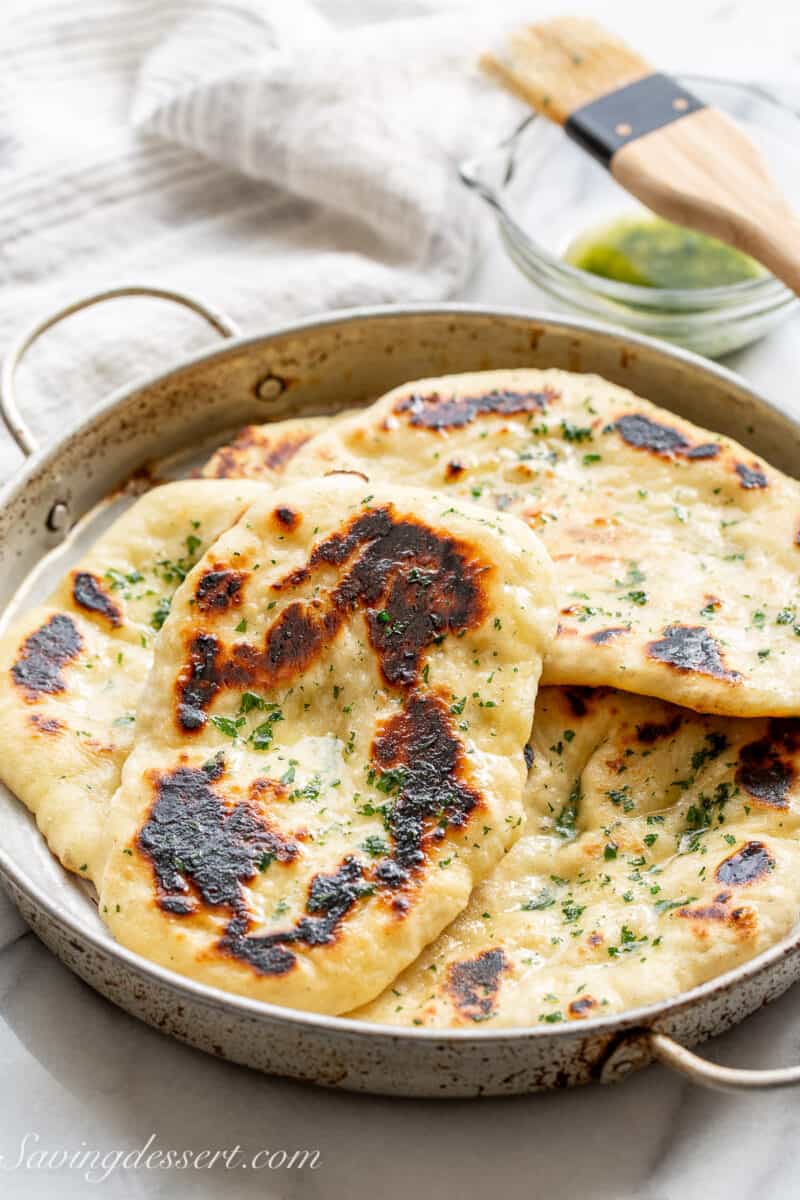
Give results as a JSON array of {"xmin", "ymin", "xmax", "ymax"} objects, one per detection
[{"xmin": 1, "ymin": 301, "xmax": 798, "ymax": 1044}]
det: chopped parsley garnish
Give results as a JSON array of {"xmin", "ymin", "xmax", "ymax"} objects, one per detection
[
  {"xmin": 555, "ymin": 782, "xmax": 580, "ymax": 838},
  {"xmin": 608, "ymin": 925, "xmax": 648, "ymax": 957},
  {"xmin": 210, "ymin": 714, "xmax": 245, "ymax": 739},
  {"xmin": 249, "ymin": 709, "xmax": 284, "ymax": 750},
  {"xmin": 607, "ymin": 785, "xmax": 633, "ymax": 812},
  {"xmin": 521, "ymin": 888, "xmax": 555, "ymax": 912},
  {"xmin": 150, "ymin": 596, "xmax": 171, "ymax": 630},
  {"xmin": 370, "ymin": 766, "xmax": 407, "ymax": 795},
  {"xmin": 654, "ymin": 896, "xmax": 697, "ymax": 916},
  {"xmin": 561, "ymin": 900, "xmax": 585, "ymax": 924},
  {"xmin": 290, "ymin": 775, "xmax": 322, "ymax": 803},
  {"xmin": 361, "ymin": 835, "xmax": 389, "ymax": 858},
  {"xmin": 690, "ymin": 731, "xmax": 728, "ymax": 773},
  {"xmin": 105, "ymin": 567, "xmax": 143, "ymax": 593},
  {"xmin": 560, "ymin": 420, "xmax": 593, "ymax": 443}
]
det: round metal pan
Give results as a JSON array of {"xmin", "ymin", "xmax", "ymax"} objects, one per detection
[{"xmin": 2, "ymin": 289, "xmax": 800, "ymax": 1098}]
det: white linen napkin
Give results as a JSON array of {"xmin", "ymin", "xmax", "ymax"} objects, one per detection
[{"xmin": 0, "ymin": 0, "xmax": 528, "ymax": 483}]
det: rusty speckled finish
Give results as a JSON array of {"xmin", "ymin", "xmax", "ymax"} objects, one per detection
[{"xmin": 1, "ymin": 301, "xmax": 800, "ymax": 1097}]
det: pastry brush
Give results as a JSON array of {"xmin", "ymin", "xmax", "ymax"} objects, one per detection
[{"xmin": 482, "ymin": 17, "xmax": 800, "ymax": 295}]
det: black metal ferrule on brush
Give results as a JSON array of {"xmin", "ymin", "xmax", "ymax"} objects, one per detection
[{"xmin": 565, "ymin": 72, "xmax": 706, "ymax": 166}]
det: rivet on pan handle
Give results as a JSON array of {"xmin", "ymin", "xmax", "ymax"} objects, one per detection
[
  {"xmin": 602, "ymin": 1030, "xmax": 800, "ymax": 1092},
  {"xmin": 0, "ymin": 285, "xmax": 240, "ymax": 457}
]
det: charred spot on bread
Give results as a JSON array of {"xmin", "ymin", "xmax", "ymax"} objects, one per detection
[
  {"xmin": 194, "ymin": 569, "xmax": 245, "ymax": 614},
  {"xmin": 615, "ymin": 413, "xmax": 688, "ymax": 455},
  {"xmin": 635, "ymin": 714, "xmax": 682, "ymax": 744},
  {"xmin": 137, "ymin": 759, "xmax": 388, "ymax": 978},
  {"xmin": 446, "ymin": 948, "xmax": 508, "ymax": 1021},
  {"xmin": 72, "ymin": 572, "xmax": 122, "ymax": 626},
  {"xmin": 716, "ymin": 840, "xmax": 775, "ymax": 887},
  {"xmin": 568, "ymin": 995, "xmax": 597, "ymax": 1019},
  {"xmin": 589, "ymin": 626, "xmax": 628, "ymax": 644},
  {"xmin": 735, "ymin": 462, "xmax": 768, "ymax": 489},
  {"xmin": 372, "ymin": 692, "xmax": 481, "ymax": 871},
  {"xmin": 736, "ymin": 720, "xmax": 800, "ymax": 808},
  {"xmin": 677, "ymin": 901, "xmax": 739, "ymax": 923},
  {"xmin": 177, "ymin": 505, "xmax": 491, "ymax": 727},
  {"xmin": 176, "ymin": 633, "xmax": 223, "ymax": 731},
  {"xmin": 139, "ymin": 753, "xmax": 372, "ymax": 974},
  {"xmin": 647, "ymin": 624, "xmax": 741, "ymax": 682},
  {"xmin": 273, "ymin": 506, "xmax": 301, "ymax": 532},
  {"xmin": 138, "ymin": 757, "xmax": 297, "ymax": 918},
  {"xmin": 685, "ymin": 443, "xmax": 721, "ymax": 460},
  {"xmin": 29, "ymin": 713, "xmax": 64, "ymax": 735},
  {"xmin": 220, "ymin": 857, "xmax": 373, "ymax": 976},
  {"xmin": 12, "ymin": 614, "xmax": 83, "ymax": 698},
  {"xmin": 205, "ymin": 426, "xmax": 313, "ymax": 478},
  {"xmin": 563, "ymin": 687, "xmax": 602, "ymax": 718},
  {"xmin": 615, "ymin": 413, "xmax": 721, "ymax": 462},
  {"xmin": 396, "ymin": 388, "xmax": 554, "ymax": 431}
]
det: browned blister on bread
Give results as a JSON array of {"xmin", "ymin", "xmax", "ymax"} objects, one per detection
[
  {"xmin": 99, "ymin": 477, "xmax": 556, "ymax": 1014},
  {"xmin": 0, "ymin": 480, "xmax": 270, "ymax": 879},
  {"xmin": 288, "ymin": 369, "xmax": 800, "ymax": 717},
  {"xmin": 357, "ymin": 688, "xmax": 800, "ymax": 1027}
]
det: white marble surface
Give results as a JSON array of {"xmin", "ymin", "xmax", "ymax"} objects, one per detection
[{"xmin": 3, "ymin": 2, "xmax": 800, "ymax": 1198}]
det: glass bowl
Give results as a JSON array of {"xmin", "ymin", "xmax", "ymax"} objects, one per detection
[{"xmin": 460, "ymin": 77, "xmax": 800, "ymax": 357}]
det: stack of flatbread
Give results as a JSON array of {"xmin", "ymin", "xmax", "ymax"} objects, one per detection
[{"xmin": 1, "ymin": 367, "xmax": 799, "ymax": 1028}]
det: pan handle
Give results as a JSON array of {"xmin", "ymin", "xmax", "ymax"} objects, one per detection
[
  {"xmin": 650, "ymin": 1031, "xmax": 800, "ymax": 1092},
  {"xmin": 603, "ymin": 1030, "xmax": 800, "ymax": 1093},
  {"xmin": 0, "ymin": 285, "xmax": 240, "ymax": 457}
]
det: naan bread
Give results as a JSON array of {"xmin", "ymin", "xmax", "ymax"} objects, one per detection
[
  {"xmin": 202, "ymin": 414, "xmax": 342, "ymax": 482},
  {"xmin": 99, "ymin": 477, "xmax": 556, "ymax": 1013},
  {"xmin": 356, "ymin": 687, "xmax": 800, "ymax": 1027},
  {"xmin": 0, "ymin": 480, "xmax": 268, "ymax": 880},
  {"xmin": 287, "ymin": 369, "xmax": 800, "ymax": 716}
]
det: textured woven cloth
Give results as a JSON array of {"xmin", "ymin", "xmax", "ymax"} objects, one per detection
[{"xmin": 0, "ymin": 0, "xmax": 529, "ymax": 483}]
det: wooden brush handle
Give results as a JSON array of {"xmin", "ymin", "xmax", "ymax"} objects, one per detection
[
  {"xmin": 720, "ymin": 218, "xmax": 800, "ymax": 297},
  {"xmin": 611, "ymin": 108, "xmax": 800, "ymax": 296},
  {"xmin": 485, "ymin": 24, "xmax": 800, "ymax": 296}
]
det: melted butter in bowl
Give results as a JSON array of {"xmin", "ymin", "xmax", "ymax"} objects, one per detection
[{"xmin": 565, "ymin": 214, "xmax": 765, "ymax": 291}]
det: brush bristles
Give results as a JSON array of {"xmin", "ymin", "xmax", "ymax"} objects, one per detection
[{"xmin": 482, "ymin": 17, "xmax": 652, "ymax": 124}]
